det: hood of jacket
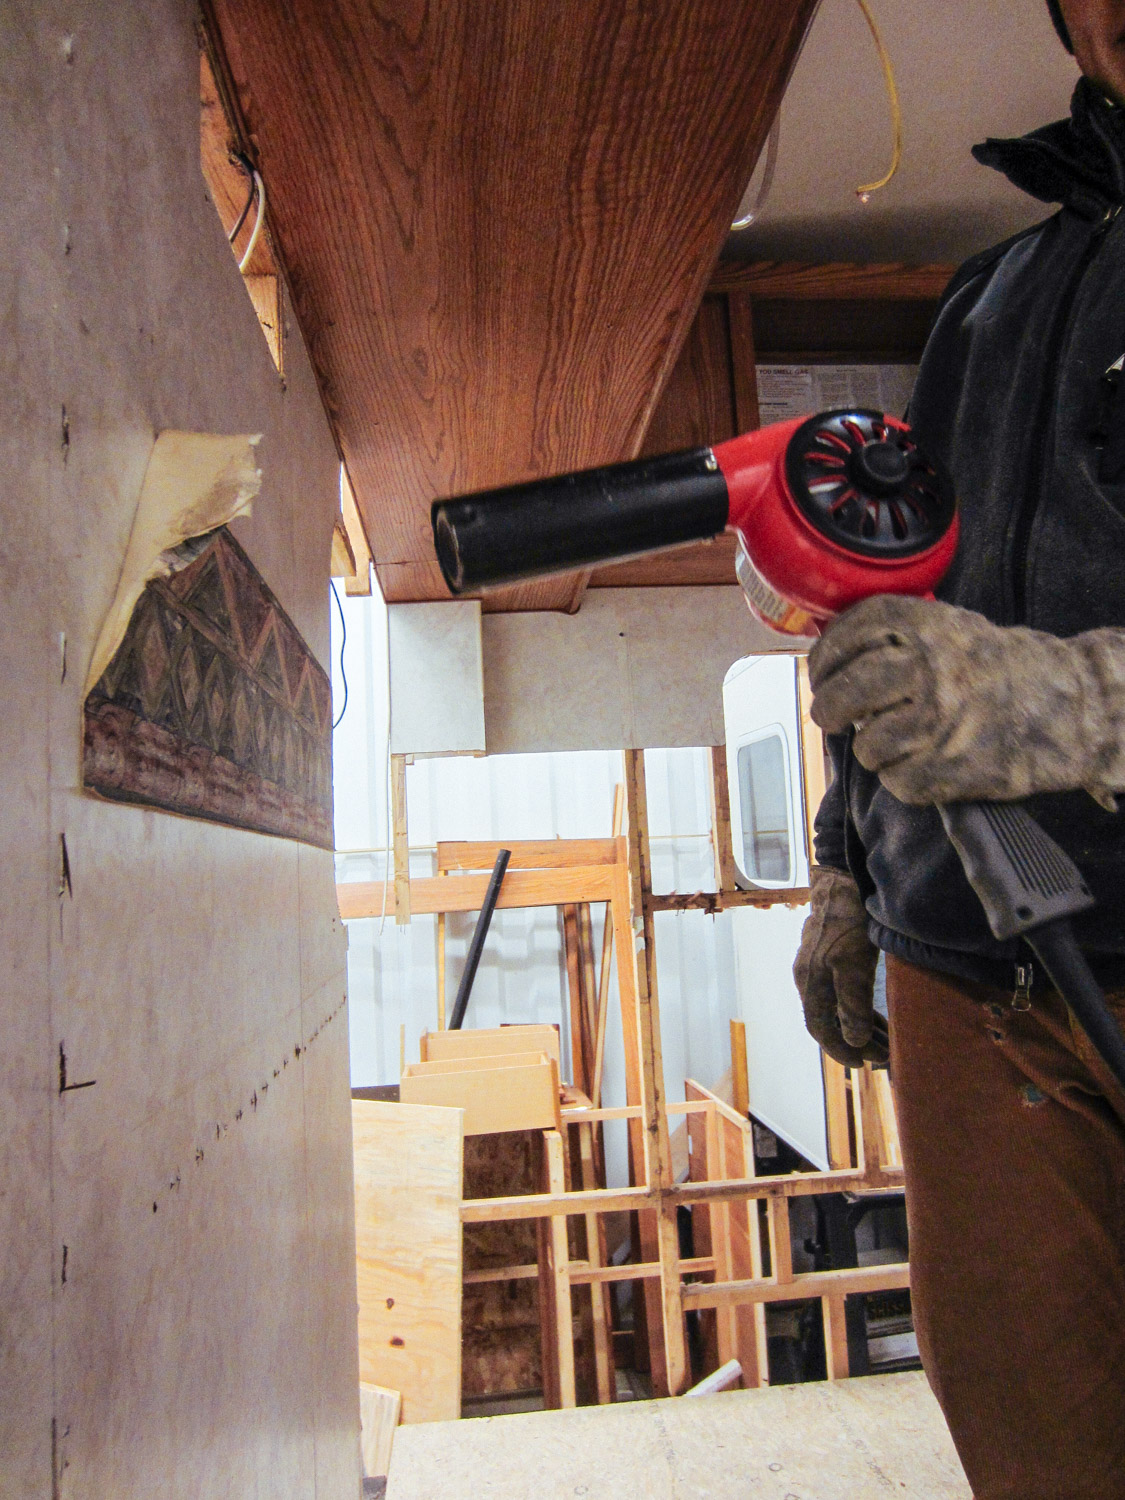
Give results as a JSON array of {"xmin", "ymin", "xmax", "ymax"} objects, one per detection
[{"xmin": 973, "ymin": 78, "xmax": 1125, "ymax": 218}]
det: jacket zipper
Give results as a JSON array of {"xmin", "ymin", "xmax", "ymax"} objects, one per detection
[
  {"xmin": 1010, "ymin": 201, "xmax": 1121, "ymax": 623},
  {"xmin": 1012, "ymin": 959, "xmax": 1033, "ymax": 1011}
]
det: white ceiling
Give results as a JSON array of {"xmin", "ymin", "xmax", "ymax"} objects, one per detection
[{"xmin": 729, "ymin": 0, "xmax": 1081, "ymax": 264}]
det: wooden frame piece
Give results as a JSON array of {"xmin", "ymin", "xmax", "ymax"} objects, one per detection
[
  {"xmin": 400, "ymin": 1051, "xmax": 562, "ymax": 1136},
  {"xmin": 421, "ymin": 1023, "xmax": 561, "ymax": 1068},
  {"xmin": 345, "ymin": 750, "xmax": 910, "ymax": 1406}
]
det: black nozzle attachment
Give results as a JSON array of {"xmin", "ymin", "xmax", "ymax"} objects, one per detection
[{"xmin": 432, "ymin": 448, "xmax": 730, "ymax": 594}]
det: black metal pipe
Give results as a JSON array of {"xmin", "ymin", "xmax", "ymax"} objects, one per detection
[
  {"xmin": 431, "ymin": 448, "xmax": 730, "ymax": 594},
  {"xmin": 448, "ymin": 848, "xmax": 511, "ymax": 1030}
]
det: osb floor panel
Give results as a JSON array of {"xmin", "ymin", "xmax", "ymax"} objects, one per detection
[{"xmin": 386, "ymin": 1371, "xmax": 971, "ymax": 1500}]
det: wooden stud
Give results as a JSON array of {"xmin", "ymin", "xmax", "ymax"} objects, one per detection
[
  {"xmin": 726, "ymin": 287, "xmax": 761, "ymax": 434},
  {"xmin": 463, "ymin": 1263, "xmax": 540, "ymax": 1285},
  {"xmin": 340, "ymin": 464, "xmax": 374, "ymax": 596},
  {"xmin": 766, "ymin": 1195, "xmax": 794, "ymax": 1287},
  {"xmin": 391, "ymin": 753, "xmax": 410, "ymax": 926},
  {"xmin": 459, "ymin": 1160, "xmax": 904, "ymax": 1224},
  {"xmin": 578, "ymin": 1121, "xmax": 615, "ymax": 1405},
  {"xmin": 339, "ymin": 875, "xmax": 808, "ymax": 920},
  {"xmin": 645, "ymin": 888, "xmax": 811, "ymax": 913},
  {"xmin": 338, "ymin": 864, "xmax": 616, "ymax": 920},
  {"xmin": 544, "ymin": 1129, "xmax": 577, "ymax": 1408},
  {"xmin": 591, "ymin": 785, "xmax": 625, "ymax": 1109},
  {"xmin": 709, "ymin": 745, "xmax": 739, "ymax": 895},
  {"xmin": 563, "ymin": 904, "xmax": 588, "ymax": 1095},
  {"xmin": 243, "ymin": 272, "xmax": 283, "ymax": 374},
  {"xmin": 568, "ymin": 1257, "xmax": 715, "ymax": 1285},
  {"xmin": 330, "ymin": 513, "xmax": 357, "ymax": 577},
  {"xmin": 730, "ymin": 1019, "xmax": 749, "ymax": 1119},
  {"xmin": 436, "ymin": 911, "xmax": 446, "ymax": 1029},
  {"xmin": 823, "ymin": 1055, "xmax": 853, "ymax": 1170},
  {"xmin": 577, "ymin": 904, "xmax": 599, "ymax": 1083},
  {"xmin": 821, "ymin": 1294, "xmax": 850, "ymax": 1381},
  {"xmin": 687, "ymin": 1079, "xmax": 768, "ymax": 1390},
  {"xmin": 683, "ymin": 1262, "xmax": 909, "ymax": 1311},
  {"xmin": 437, "ymin": 838, "xmax": 620, "ymax": 871},
  {"xmin": 623, "ymin": 748, "xmax": 688, "ymax": 1397},
  {"xmin": 854, "ymin": 1064, "xmax": 884, "ymax": 1180},
  {"xmin": 705, "ymin": 1097, "xmax": 737, "ymax": 1371},
  {"xmin": 873, "ymin": 1068, "xmax": 903, "ymax": 1170},
  {"xmin": 728, "ymin": 1112, "xmax": 769, "ymax": 1388}
]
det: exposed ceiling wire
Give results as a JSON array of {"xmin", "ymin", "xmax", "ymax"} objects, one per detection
[
  {"xmin": 238, "ymin": 167, "xmax": 267, "ymax": 272},
  {"xmin": 731, "ymin": 114, "xmax": 782, "ymax": 230},
  {"xmin": 854, "ymin": 0, "xmax": 902, "ymax": 200},
  {"xmin": 227, "ymin": 152, "xmax": 256, "ymax": 244}
]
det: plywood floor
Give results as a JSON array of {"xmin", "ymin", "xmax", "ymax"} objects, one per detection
[{"xmin": 386, "ymin": 1371, "xmax": 971, "ymax": 1500}]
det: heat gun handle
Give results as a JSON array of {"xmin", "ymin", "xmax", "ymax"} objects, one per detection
[
  {"xmin": 938, "ymin": 801, "xmax": 1125, "ymax": 1091},
  {"xmin": 937, "ymin": 801, "xmax": 1095, "ymax": 942}
]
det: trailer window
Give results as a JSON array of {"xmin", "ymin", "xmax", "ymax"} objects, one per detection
[{"xmin": 737, "ymin": 733, "xmax": 792, "ymax": 883}]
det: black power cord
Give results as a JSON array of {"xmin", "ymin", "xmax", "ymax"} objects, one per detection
[{"xmin": 227, "ymin": 152, "xmax": 257, "ymax": 244}]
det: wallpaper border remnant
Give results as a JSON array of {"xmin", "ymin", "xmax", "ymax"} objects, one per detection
[{"xmin": 83, "ymin": 526, "xmax": 333, "ymax": 849}]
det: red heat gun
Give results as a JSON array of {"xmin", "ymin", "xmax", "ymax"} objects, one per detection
[
  {"xmin": 431, "ymin": 410, "xmax": 1125, "ymax": 1090},
  {"xmin": 432, "ymin": 409, "xmax": 958, "ymax": 634}
]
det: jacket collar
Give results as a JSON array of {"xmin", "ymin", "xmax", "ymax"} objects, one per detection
[{"xmin": 973, "ymin": 78, "xmax": 1125, "ymax": 219}]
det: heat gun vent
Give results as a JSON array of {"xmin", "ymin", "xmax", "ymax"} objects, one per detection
[{"xmin": 786, "ymin": 409, "xmax": 955, "ymax": 561}]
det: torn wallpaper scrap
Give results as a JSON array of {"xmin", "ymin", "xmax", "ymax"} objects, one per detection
[{"xmin": 85, "ymin": 430, "xmax": 263, "ymax": 694}]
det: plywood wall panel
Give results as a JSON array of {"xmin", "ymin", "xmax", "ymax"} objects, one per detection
[
  {"xmin": 203, "ymin": 0, "xmax": 821, "ymax": 607},
  {"xmin": 353, "ymin": 1101, "xmax": 465, "ymax": 1423},
  {"xmin": 0, "ymin": 18, "xmax": 59, "ymax": 1495},
  {"xmin": 1, "ymin": 3, "xmax": 359, "ymax": 1495}
]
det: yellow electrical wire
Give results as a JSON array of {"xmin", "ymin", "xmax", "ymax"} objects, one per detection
[{"xmin": 854, "ymin": 0, "xmax": 902, "ymax": 200}]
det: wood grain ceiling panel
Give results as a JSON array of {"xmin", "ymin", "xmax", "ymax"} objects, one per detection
[{"xmin": 202, "ymin": 0, "xmax": 820, "ymax": 609}]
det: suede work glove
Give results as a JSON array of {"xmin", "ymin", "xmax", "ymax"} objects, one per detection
[
  {"xmin": 808, "ymin": 595, "xmax": 1125, "ymax": 809},
  {"xmin": 793, "ymin": 866, "xmax": 886, "ymax": 1068}
]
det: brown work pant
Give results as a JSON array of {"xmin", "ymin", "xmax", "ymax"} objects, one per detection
[{"xmin": 886, "ymin": 955, "xmax": 1125, "ymax": 1500}]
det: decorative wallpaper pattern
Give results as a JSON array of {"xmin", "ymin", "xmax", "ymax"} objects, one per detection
[{"xmin": 83, "ymin": 528, "xmax": 333, "ymax": 848}]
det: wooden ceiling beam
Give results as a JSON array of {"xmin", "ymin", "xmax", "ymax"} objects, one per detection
[{"xmin": 201, "ymin": 0, "xmax": 821, "ymax": 609}]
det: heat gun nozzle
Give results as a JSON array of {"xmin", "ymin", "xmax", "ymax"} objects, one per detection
[{"xmin": 431, "ymin": 448, "xmax": 730, "ymax": 594}]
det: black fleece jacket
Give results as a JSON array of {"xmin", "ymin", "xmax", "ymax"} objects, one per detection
[{"xmin": 815, "ymin": 80, "xmax": 1125, "ymax": 989}]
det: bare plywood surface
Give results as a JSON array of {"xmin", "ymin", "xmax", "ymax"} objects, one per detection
[
  {"xmin": 353, "ymin": 1101, "xmax": 464, "ymax": 1423},
  {"xmin": 421, "ymin": 1025, "xmax": 561, "ymax": 1069},
  {"xmin": 401, "ymin": 1053, "xmax": 561, "ymax": 1136},
  {"xmin": 202, "ymin": 0, "xmax": 821, "ymax": 609},
  {"xmin": 386, "ymin": 1372, "xmax": 970, "ymax": 1499},
  {"xmin": 359, "ymin": 1383, "xmax": 401, "ymax": 1479}
]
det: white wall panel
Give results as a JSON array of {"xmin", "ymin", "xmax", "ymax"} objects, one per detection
[
  {"xmin": 388, "ymin": 600, "xmax": 485, "ymax": 757},
  {"xmin": 480, "ymin": 588, "xmax": 795, "ymax": 753}
]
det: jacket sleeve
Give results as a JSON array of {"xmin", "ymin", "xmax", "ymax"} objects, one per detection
[{"xmin": 812, "ymin": 731, "xmax": 850, "ymax": 873}]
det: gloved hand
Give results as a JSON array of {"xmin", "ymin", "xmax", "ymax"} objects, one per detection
[
  {"xmin": 793, "ymin": 865, "xmax": 886, "ymax": 1068},
  {"xmin": 808, "ymin": 595, "xmax": 1125, "ymax": 808}
]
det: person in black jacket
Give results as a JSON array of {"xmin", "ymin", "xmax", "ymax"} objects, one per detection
[{"xmin": 794, "ymin": 3, "xmax": 1125, "ymax": 1495}]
